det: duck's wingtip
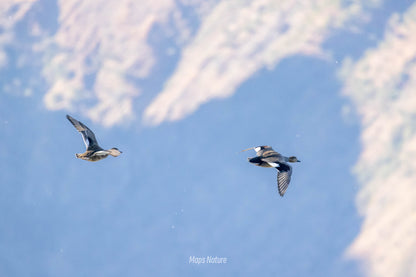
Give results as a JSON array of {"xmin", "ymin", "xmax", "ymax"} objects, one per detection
[{"xmin": 241, "ymin": 147, "xmax": 254, "ymax": 152}]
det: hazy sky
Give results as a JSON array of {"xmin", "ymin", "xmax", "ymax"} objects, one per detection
[{"xmin": 1, "ymin": 0, "xmax": 416, "ymax": 276}]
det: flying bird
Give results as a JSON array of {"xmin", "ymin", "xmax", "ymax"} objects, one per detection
[
  {"xmin": 243, "ymin": 146, "xmax": 300, "ymax": 196},
  {"xmin": 66, "ymin": 115, "xmax": 122, "ymax": 162}
]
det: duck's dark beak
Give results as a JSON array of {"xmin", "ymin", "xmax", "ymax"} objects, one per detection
[{"xmin": 298, "ymin": 160, "xmax": 301, "ymax": 162}]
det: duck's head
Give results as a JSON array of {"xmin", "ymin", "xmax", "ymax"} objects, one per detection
[
  {"xmin": 109, "ymin": 147, "xmax": 122, "ymax": 157},
  {"xmin": 288, "ymin": 156, "xmax": 301, "ymax": 163}
]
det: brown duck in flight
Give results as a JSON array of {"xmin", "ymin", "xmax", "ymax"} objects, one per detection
[
  {"xmin": 66, "ymin": 115, "xmax": 122, "ymax": 162},
  {"xmin": 243, "ymin": 146, "xmax": 300, "ymax": 196}
]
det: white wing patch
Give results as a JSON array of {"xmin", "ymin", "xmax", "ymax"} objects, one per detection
[
  {"xmin": 254, "ymin": 147, "xmax": 261, "ymax": 152},
  {"xmin": 95, "ymin": 150, "xmax": 109, "ymax": 156},
  {"xmin": 267, "ymin": 162, "xmax": 279, "ymax": 167},
  {"xmin": 80, "ymin": 131, "xmax": 90, "ymax": 148}
]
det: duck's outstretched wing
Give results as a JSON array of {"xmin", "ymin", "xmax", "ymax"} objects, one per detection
[
  {"xmin": 241, "ymin": 146, "xmax": 280, "ymax": 157},
  {"xmin": 275, "ymin": 163, "xmax": 292, "ymax": 197},
  {"xmin": 66, "ymin": 115, "xmax": 99, "ymax": 150}
]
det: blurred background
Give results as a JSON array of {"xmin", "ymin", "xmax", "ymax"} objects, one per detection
[{"xmin": 1, "ymin": 0, "xmax": 416, "ymax": 276}]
